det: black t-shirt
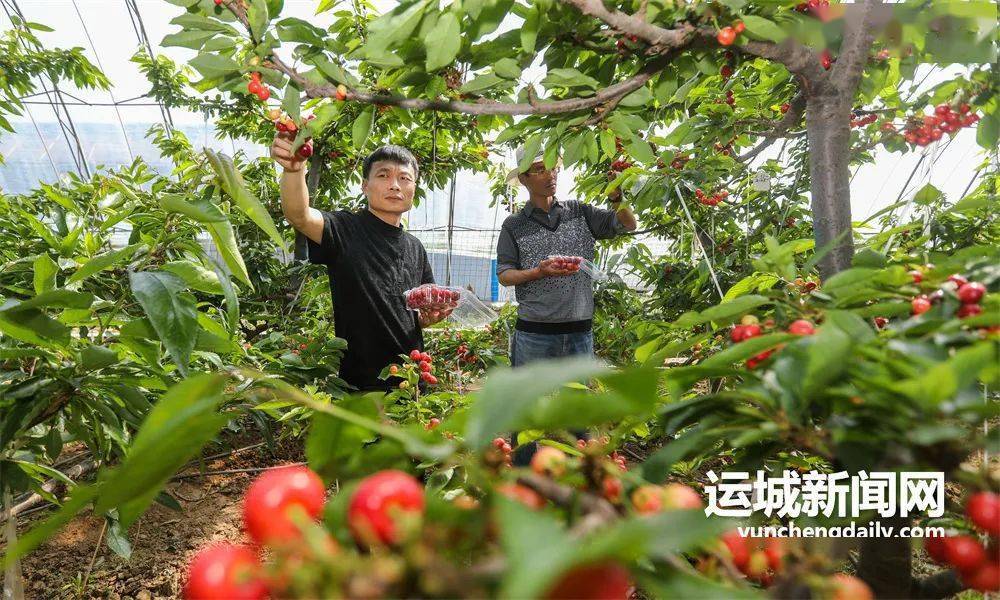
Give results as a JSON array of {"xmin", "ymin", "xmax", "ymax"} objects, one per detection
[{"xmin": 308, "ymin": 209, "xmax": 433, "ymax": 390}]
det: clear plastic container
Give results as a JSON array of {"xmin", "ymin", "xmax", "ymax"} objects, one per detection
[
  {"xmin": 547, "ymin": 255, "xmax": 608, "ymax": 282},
  {"xmin": 403, "ymin": 284, "xmax": 498, "ymax": 329}
]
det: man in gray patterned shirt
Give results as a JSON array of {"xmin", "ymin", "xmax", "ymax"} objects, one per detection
[{"xmin": 497, "ymin": 146, "xmax": 637, "ymax": 462}]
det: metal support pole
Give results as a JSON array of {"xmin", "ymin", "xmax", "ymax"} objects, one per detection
[
  {"xmin": 124, "ymin": 0, "xmax": 174, "ymax": 133},
  {"xmin": 445, "ymin": 175, "xmax": 456, "ymax": 286}
]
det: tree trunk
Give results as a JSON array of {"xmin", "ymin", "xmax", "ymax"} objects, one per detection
[
  {"xmin": 806, "ymin": 93, "xmax": 855, "ymax": 279},
  {"xmin": 855, "ymin": 514, "xmax": 913, "ymax": 599}
]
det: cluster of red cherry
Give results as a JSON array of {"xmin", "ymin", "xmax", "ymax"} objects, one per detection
[
  {"xmin": 910, "ymin": 273, "xmax": 986, "ymax": 320},
  {"xmin": 550, "ymin": 255, "xmax": 584, "ymax": 272},
  {"xmin": 246, "ymin": 72, "xmax": 270, "ymax": 102},
  {"xmin": 696, "ymin": 188, "xmax": 728, "ymax": 206},
  {"xmin": 404, "ymin": 285, "xmax": 460, "ymax": 310},
  {"xmin": 901, "ymin": 103, "xmax": 979, "ymax": 147}
]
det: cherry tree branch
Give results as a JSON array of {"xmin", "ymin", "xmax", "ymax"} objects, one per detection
[
  {"xmin": 226, "ymin": 1, "xmax": 676, "ymax": 117},
  {"xmin": 739, "ymin": 93, "xmax": 807, "ymax": 162},
  {"xmin": 557, "ymin": 0, "xmax": 695, "ymax": 51},
  {"xmin": 828, "ymin": 0, "xmax": 886, "ymax": 92}
]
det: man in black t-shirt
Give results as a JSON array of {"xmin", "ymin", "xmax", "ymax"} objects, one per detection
[{"xmin": 270, "ymin": 138, "xmax": 451, "ymax": 391}]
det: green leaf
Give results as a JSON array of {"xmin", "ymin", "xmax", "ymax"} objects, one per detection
[
  {"xmin": 893, "ymin": 342, "xmax": 998, "ymax": 408},
  {"xmin": 599, "ymin": 129, "xmax": 617, "ymax": 158},
  {"xmin": 247, "ymin": 0, "xmax": 270, "ymax": 40},
  {"xmin": 425, "ymin": 12, "xmax": 461, "ymax": 71},
  {"xmin": 459, "ymin": 73, "xmax": 506, "ymax": 93},
  {"xmin": 205, "ymin": 217, "xmax": 253, "ymax": 290},
  {"xmin": 80, "ymin": 345, "xmax": 119, "ymax": 371},
  {"xmin": 162, "ymin": 260, "xmax": 224, "ymax": 295},
  {"xmin": 32, "ymin": 254, "xmax": 59, "ymax": 294},
  {"xmin": 352, "ymin": 107, "xmax": 375, "ymax": 151},
  {"xmin": 306, "ymin": 395, "xmax": 408, "ymax": 481},
  {"xmin": 640, "ymin": 569, "xmax": 761, "ymax": 600},
  {"xmin": 311, "ymin": 57, "xmax": 360, "ymax": 87},
  {"xmin": 0, "ymin": 307, "xmax": 68, "ymax": 347},
  {"xmin": 129, "ymin": 271, "xmax": 198, "ymax": 376},
  {"xmin": 204, "ymin": 149, "xmax": 286, "ymax": 251},
  {"xmin": 464, "ymin": 357, "xmax": 608, "ymax": 448},
  {"xmin": 366, "ymin": 0, "xmax": 427, "ymax": 51},
  {"xmin": 5, "ymin": 290, "xmax": 93, "ymax": 312},
  {"xmin": 624, "ymin": 139, "xmax": 656, "ymax": 165},
  {"xmin": 723, "ymin": 273, "xmax": 779, "ymax": 301},
  {"xmin": 161, "ymin": 30, "xmax": 217, "ymax": 50},
  {"xmin": 741, "ymin": 16, "xmax": 786, "ymax": 42},
  {"xmin": 275, "ymin": 17, "xmax": 325, "ymax": 45},
  {"xmin": 159, "ymin": 193, "xmax": 226, "ymax": 222},
  {"xmin": 976, "ymin": 112, "xmax": 999, "ymax": 149},
  {"xmin": 209, "ymin": 258, "xmax": 240, "ymax": 338},
  {"xmin": 189, "ymin": 53, "xmax": 241, "ymax": 79},
  {"xmin": 912, "ymin": 183, "xmax": 942, "ymax": 205},
  {"xmin": 94, "ymin": 375, "xmax": 229, "ymax": 526},
  {"xmin": 542, "ymin": 68, "xmax": 599, "ymax": 89},
  {"xmin": 281, "ymin": 83, "xmax": 301, "ymax": 124},
  {"xmin": 675, "ymin": 295, "xmax": 771, "ymax": 328},
  {"xmin": 105, "ymin": 516, "xmax": 133, "ymax": 560},
  {"xmin": 699, "ymin": 333, "xmax": 796, "ymax": 368},
  {"xmin": 66, "ymin": 244, "xmax": 142, "ymax": 285},
  {"xmin": 497, "ymin": 499, "xmax": 574, "ymax": 599},
  {"xmin": 521, "ymin": 5, "xmax": 539, "ymax": 53},
  {"xmin": 493, "ymin": 57, "xmax": 522, "ymax": 80}
]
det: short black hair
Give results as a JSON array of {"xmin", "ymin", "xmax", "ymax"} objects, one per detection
[{"xmin": 362, "ymin": 145, "xmax": 420, "ymax": 180}]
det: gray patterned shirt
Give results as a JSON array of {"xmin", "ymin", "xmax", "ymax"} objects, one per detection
[{"xmin": 496, "ymin": 199, "xmax": 625, "ymax": 324}]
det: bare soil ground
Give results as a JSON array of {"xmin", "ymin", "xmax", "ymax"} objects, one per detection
[{"xmin": 14, "ymin": 435, "xmax": 304, "ymax": 600}]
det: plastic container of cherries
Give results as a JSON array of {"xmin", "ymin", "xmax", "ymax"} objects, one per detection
[
  {"xmin": 403, "ymin": 284, "xmax": 498, "ymax": 329},
  {"xmin": 547, "ymin": 255, "xmax": 608, "ymax": 282}
]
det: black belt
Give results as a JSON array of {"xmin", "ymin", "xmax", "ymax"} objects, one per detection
[{"xmin": 515, "ymin": 318, "xmax": 593, "ymax": 334}]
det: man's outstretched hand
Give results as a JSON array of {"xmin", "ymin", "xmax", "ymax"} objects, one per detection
[
  {"xmin": 418, "ymin": 306, "xmax": 454, "ymax": 328},
  {"xmin": 536, "ymin": 257, "xmax": 576, "ymax": 278},
  {"xmin": 270, "ymin": 132, "xmax": 307, "ymax": 174}
]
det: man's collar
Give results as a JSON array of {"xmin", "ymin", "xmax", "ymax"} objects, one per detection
[{"xmin": 522, "ymin": 198, "xmax": 561, "ymax": 216}]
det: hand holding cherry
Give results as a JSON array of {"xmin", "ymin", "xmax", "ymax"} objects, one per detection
[{"xmin": 538, "ymin": 256, "xmax": 582, "ymax": 278}]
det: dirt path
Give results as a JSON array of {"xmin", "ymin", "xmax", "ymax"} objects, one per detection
[{"xmin": 15, "ymin": 436, "xmax": 304, "ymax": 600}]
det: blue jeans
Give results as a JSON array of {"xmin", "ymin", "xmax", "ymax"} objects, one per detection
[
  {"xmin": 510, "ymin": 329, "xmax": 594, "ymax": 367},
  {"xmin": 510, "ymin": 329, "xmax": 594, "ymax": 465}
]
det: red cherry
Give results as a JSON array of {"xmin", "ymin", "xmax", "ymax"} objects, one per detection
[
  {"xmin": 934, "ymin": 103, "xmax": 951, "ymax": 116},
  {"xmin": 874, "ymin": 316, "xmax": 888, "ymax": 329},
  {"xmin": 964, "ymin": 563, "xmax": 1000, "ymax": 593},
  {"xmin": 247, "ymin": 80, "xmax": 262, "ymax": 95},
  {"xmin": 966, "ymin": 492, "xmax": 1000, "ymax": 536},
  {"xmin": 830, "ymin": 574, "xmax": 874, "ymax": 600},
  {"xmin": 256, "ymin": 87, "xmax": 270, "ymax": 101},
  {"xmin": 531, "ymin": 446, "xmax": 567, "ymax": 477},
  {"xmin": 420, "ymin": 352, "xmax": 431, "ymax": 362},
  {"xmin": 925, "ymin": 535, "xmax": 950, "ymax": 564},
  {"xmin": 787, "ymin": 319, "xmax": 815, "ymax": 335},
  {"xmin": 746, "ymin": 349, "xmax": 774, "ymax": 370},
  {"xmin": 410, "ymin": 349, "xmax": 422, "ymax": 361},
  {"xmin": 924, "ymin": 115, "xmax": 941, "ymax": 127},
  {"xmin": 497, "ymin": 483, "xmax": 545, "ymax": 509},
  {"xmin": 959, "ymin": 103, "xmax": 971, "ymax": 114},
  {"xmin": 493, "ymin": 437, "xmax": 508, "ymax": 449},
  {"xmin": 183, "ymin": 543, "xmax": 267, "ymax": 600},
  {"xmin": 424, "ymin": 373, "xmax": 438, "ymax": 385},
  {"xmin": 930, "ymin": 128, "xmax": 943, "ymax": 141},
  {"xmin": 820, "ymin": 49, "xmax": 833, "ymax": 69},
  {"xmin": 544, "ymin": 562, "xmax": 631, "ymax": 600},
  {"xmin": 335, "ymin": 84, "xmax": 347, "ymax": 102},
  {"xmin": 347, "ymin": 470, "xmax": 425, "ymax": 546},
  {"xmin": 419, "ymin": 360, "xmax": 432, "ymax": 372},
  {"xmin": 958, "ymin": 304, "xmax": 982, "ymax": 319},
  {"xmin": 720, "ymin": 531, "xmax": 749, "ymax": 569},
  {"xmin": 631, "ymin": 485, "xmax": 664, "ymax": 514},
  {"xmin": 213, "ymin": 0, "xmax": 224, "ymax": 5},
  {"xmin": 911, "ymin": 296, "xmax": 932, "ymax": 315},
  {"xmin": 957, "ymin": 282, "xmax": 986, "ymax": 304},
  {"xmin": 295, "ymin": 142, "xmax": 313, "ymax": 158},
  {"xmin": 945, "ymin": 535, "xmax": 987, "ymax": 574},
  {"xmin": 881, "ymin": 121, "xmax": 896, "ymax": 132},
  {"xmin": 763, "ymin": 537, "xmax": 784, "ymax": 571},
  {"xmin": 243, "ymin": 465, "xmax": 325, "ymax": 547},
  {"xmin": 780, "ymin": 103, "xmax": 790, "ymax": 113},
  {"xmin": 425, "ymin": 417, "xmax": 441, "ymax": 430},
  {"xmin": 717, "ymin": 27, "xmax": 737, "ymax": 46},
  {"xmin": 661, "ymin": 483, "xmax": 703, "ymax": 510},
  {"xmin": 948, "ymin": 274, "xmax": 969, "ymax": 286},
  {"xmin": 720, "ymin": 65, "xmax": 733, "ymax": 80},
  {"xmin": 733, "ymin": 21, "xmax": 746, "ymax": 33}
]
